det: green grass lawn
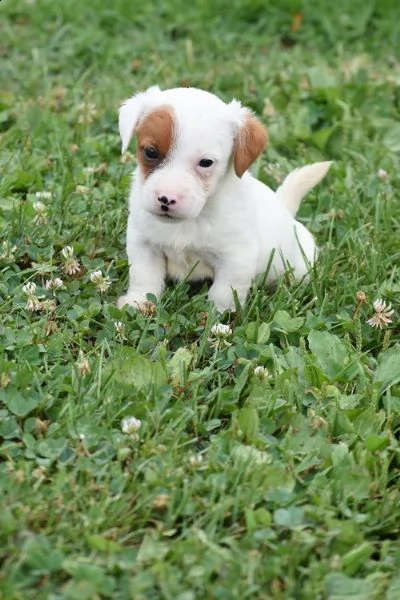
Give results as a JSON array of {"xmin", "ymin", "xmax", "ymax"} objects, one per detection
[{"xmin": 1, "ymin": 0, "xmax": 400, "ymax": 598}]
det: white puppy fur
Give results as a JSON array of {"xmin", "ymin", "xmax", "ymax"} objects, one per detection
[{"xmin": 117, "ymin": 86, "xmax": 331, "ymax": 313}]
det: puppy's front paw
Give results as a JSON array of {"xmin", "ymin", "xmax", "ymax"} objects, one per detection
[
  {"xmin": 207, "ymin": 287, "xmax": 235, "ymax": 313},
  {"xmin": 208, "ymin": 280, "xmax": 251, "ymax": 313},
  {"xmin": 117, "ymin": 293, "xmax": 156, "ymax": 316}
]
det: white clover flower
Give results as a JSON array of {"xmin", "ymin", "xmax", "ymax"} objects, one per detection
[
  {"xmin": 22, "ymin": 281, "xmax": 42, "ymax": 311},
  {"xmin": 45, "ymin": 277, "xmax": 64, "ymax": 290},
  {"xmin": 366, "ymin": 298, "xmax": 394, "ymax": 329},
  {"xmin": 82, "ymin": 166, "xmax": 96, "ymax": 175},
  {"xmin": 209, "ymin": 322, "xmax": 233, "ymax": 349},
  {"xmin": 114, "ymin": 321, "xmax": 125, "ymax": 333},
  {"xmin": 121, "ymin": 416, "xmax": 142, "ymax": 435},
  {"xmin": 22, "ymin": 282, "xmax": 37, "ymax": 295},
  {"xmin": 75, "ymin": 185, "xmax": 90, "ymax": 194},
  {"xmin": 152, "ymin": 494, "xmax": 170, "ymax": 509},
  {"xmin": 120, "ymin": 151, "xmax": 134, "ymax": 164},
  {"xmin": 25, "ymin": 296, "xmax": 41, "ymax": 311},
  {"xmin": 32, "ymin": 200, "xmax": 49, "ymax": 225},
  {"xmin": 40, "ymin": 299, "xmax": 57, "ymax": 312},
  {"xmin": 61, "ymin": 245, "xmax": 74, "ymax": 259},
  {"xmin": 77, "ymin": 101, "xmax": 98, "ymax": 124},
  {"xmin": 61, "ymin": 246, "xmax": 80, "ymax": 276},
  {"xmin": 356, "ymin": 290, "xmax": 367, "ymax": 304},
  {"xmin": 44, "ymin": 320, "xmax": 58, "ymax": 335},
  {"xmin": 0, "ymin": 241, "xmax": 17, "ymax": 260},
  {"xmin": 114, "ymin": 321, "xmax": 127, "ymax": 341},
  {"xmin": 232, "ymin": 445, "xmax": 271, "ymax": 465},
  {"xmin": 76, "ymin": 352, "xmax": 91, "ymax": 376},
  {"xmin": 90, "ymin": 270, "xmax": 111, "ymax": 293},
  {"xmin": 90, "ymin": 270, "xmax": 102, "ymax": 283},
  {"xmin": 63, "ymin": 259, "xmax": 80, "ymax": 276},
  {"xmin": 97, "ymin": 278, "xmax": 111, "ymax": 293},
  {"xmin": 189, "ymin": 453, "xmax": 204, "ymax": 468},
  {"xmin": 377, "ymin": 168, "xmax": 388, "ymax": 180},
  {"xmin": 210, "ymin": 323, "xmax": 232, "ymax": 337},
  {"xmin": 254, "ymin": 365, "xmax": 268, "ymax": 380},
  {"xmin": 35, "ymin": 191, "xmax": 52, "ymax": 200},
  {"xmin": 33, "ymin": 200, "xmax": 47, "ymax": 213}
]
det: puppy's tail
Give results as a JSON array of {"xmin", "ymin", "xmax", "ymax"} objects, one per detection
[{"xmin": 276, "ymin": 161, "xmax": 332, "ymax": 216}]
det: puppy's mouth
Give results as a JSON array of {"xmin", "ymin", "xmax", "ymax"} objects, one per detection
[
  {"xmin": 159, "ymin": 214, "xmax": 184, "ymax": 222},
  {"xmin": 150, "ymin": 209, "xmax": 185, "ymax": 221}
]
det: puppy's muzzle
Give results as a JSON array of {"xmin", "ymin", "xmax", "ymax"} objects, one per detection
[{"xmin": 158, "ymin": 195, "xmax": 177, "ymax": 213}]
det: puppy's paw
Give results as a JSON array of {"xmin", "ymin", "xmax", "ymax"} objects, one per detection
[
  {"xmin": 117, "ymin": 294, "xmax": 156, "ymax": 316},
  {"xmin": 208, "ymin": 281, "xmax": 251, "ymax": 313},
  {"xmin": 208, "ymin": 287, "xmax": 235, "ymax": 313}
]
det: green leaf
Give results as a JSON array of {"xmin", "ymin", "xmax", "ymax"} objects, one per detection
[
  {"xmin": 233, "ymin": 363, "xmax": 252, "ymax": 399},
  {"xmin": 373, "ymin": 350, "xmax": 400, "ymax": 394},
  {"xmin": 0, "ymin": 415, "xmax": 20, "ymax": 439},
  {"xmin": 324, "ymin": 572, "xmax": 384, "ymax": 599},
  {"xmin": 107, "ymin": 348, "xmax": 167, "ymax": 391},
  {"xmin": 63, "ymin": 561, "xmax": 109, "ymax": 583},
  {"xmin": 342, "ymin": 542, "xmax": 373, "ymax": 576},
  {"xmin": 304, "ymin": 362, "xmax": 326, "ymax": 387},
  {"xmin": 307, "ymin": 65, "xmax": 339, "ymax": 91},
  {"xmin": 383, "ymin": 123, "xmax": 400, "ymax": 153},
  {"xmin": 236, "ymin": 405, "xmax": 259, "ymax": 441},
  {"xmin": 14, "ymin": 366, "xmax": 34, "ymax": 388},
  {"xmin": 257, "ymin": 323, "xmax": 271, "ymax": 344},
  {"xmin": 254, "ymin": 507, "xmax": 272, "ymax": 527},
  {"xmin": 387, "ymin": 575, "xmax": 400, "ymax": 600},
  {"xmin": 61, "ymin": 560, "xmax": 116, "ymax": 599},
  {"xmin": 311, "ymin": 125, "xmax": 337, "ymax": 150},
  {"xmin": 62, "ymin": 581, "xmax": 98, "ymax": 600},
  {"xmin": 365, "ymin": 434, "xmax": 390, "ymax": 452},
  {"xmin": 22, "ymin": 535, "xmax": 64, "ymax": 573},
  {"xmin": 86, "ymin": 534, "xmax": 122, "ymax": 553},
  {"xmin": 66, "ymin": 304, "xmax": 86, "ymax": 322},
  {"xmin": 204, "ymin": 418, "xmax": 221, "ymax": 432},
  {"xmin": 245, "ymin": 507, "xmax": 271, "ymax": 531},
  {"xmin": 308, "ymin": 330, "xmax": 352, "ymax": 381},
  {"xmin": 167, "ymin": 347, "xmax": 193, "ymax": 387},
  {"xmin": 87, "ymin": 301, "xmax": 102, "ymax": 317},
  {"xmin": 2, "ymin": 388, "xmax": 40, "ymax": 417},
  {"xmin": 273, "ymin": 310, "xmax": 304, "ymax": 333},
  {"xmin": 245, "ymin": 321, "xmax": 270, "ymax": 343},
  {"xmin": 36, "ymin": 437, "xmax": 67, "ymax": 459},
  {"xmin": 332, "ymin": 410, "xmax": 355, "ymax": 436},
  {"xmin": 137, "ymin": 534, "xmax": 169, "ymax": 564},
  {"xmin": 231, "ymin": 443, "xmax": 271, "ymax": 466},
  {"xmin": 273, "ymin": 506, "xmax": 304, "ymax": 528}
]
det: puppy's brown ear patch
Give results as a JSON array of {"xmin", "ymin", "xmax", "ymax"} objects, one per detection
[
  {"xmin": 136, "ymin": 106, "xmax": 175, "ymax": 178},
  {"xmin": 233, "ymin": 115, "xmax": 268, "ymax": 178}
]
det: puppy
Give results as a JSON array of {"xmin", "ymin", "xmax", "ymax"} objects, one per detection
[{"xmin": 117, "ymin": 86, "xmax": 331, "ymax": 313}]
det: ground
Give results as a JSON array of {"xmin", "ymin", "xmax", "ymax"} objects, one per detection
[{"xmin": 1, "ymin": 0, "xmax": 400, "ymax": 598}]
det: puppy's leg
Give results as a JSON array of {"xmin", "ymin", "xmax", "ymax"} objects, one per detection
[
  {"xmin": 208, "ymin": 259, "xmax": 256, "ymax": 312},
  {"xmin": 117, "ymin": 242, "xmax": 166, "ymax": 311}
]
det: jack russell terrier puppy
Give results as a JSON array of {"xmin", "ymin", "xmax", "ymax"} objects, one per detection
[{"xmin": 117, "ymin": 86, "xmax": 331, "ymax": 313}]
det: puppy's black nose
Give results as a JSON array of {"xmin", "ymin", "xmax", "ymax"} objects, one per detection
[{"xmin": 158, "ymin": 196, "xmax": 176, "ymax": 206}]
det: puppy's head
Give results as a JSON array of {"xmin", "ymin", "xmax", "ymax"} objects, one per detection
[{"xmin": 119, "ymin": 86, "xmax": 267, "ymax": 220}]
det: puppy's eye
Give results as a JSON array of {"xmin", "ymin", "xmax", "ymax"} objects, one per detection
[
  {"xmin": 198, "ymin": 159, "xmax": 214, "ymax": 168},
  {"xmin": 143, "ymin": 146, "xmax": 160, "ymax": 161}
]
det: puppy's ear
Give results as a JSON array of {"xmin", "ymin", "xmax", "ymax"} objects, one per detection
[
  {"xmin": 119, "ymin": 86, "xmax": 162, "ymax": 153},
  {"xmin": 229, "ymin": 100, "xmax": 268, "ymax": 178}
]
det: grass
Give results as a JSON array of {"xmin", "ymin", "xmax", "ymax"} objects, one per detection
[{"xmin": 1, "ymin": 0, "xmax": 400, "ymax": 597}]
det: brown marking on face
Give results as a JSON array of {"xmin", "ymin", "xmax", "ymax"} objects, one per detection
[
  {"xmin": 233, "ymin": 115, "xmax": 268, "ymax": 178},
  {"xmin": 135, "ymin": 106, "xmax": 175, "ymax": 178}
]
